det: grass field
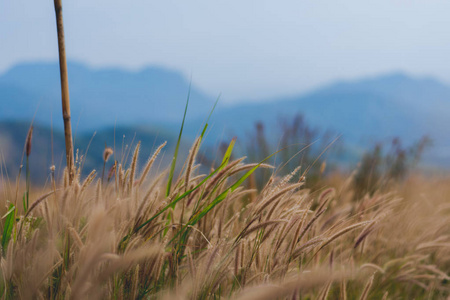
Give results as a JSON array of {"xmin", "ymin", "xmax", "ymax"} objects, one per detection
[{"xmin": 0, "ymin": 132, "xmax": 448, "ymax": 300}]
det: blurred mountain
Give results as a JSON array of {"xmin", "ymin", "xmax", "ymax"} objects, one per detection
[
  {"xmin": 203, "ymin": 72, "xmax": 450, "ymax": 165},
  {"xmin": 0, "ymin": 121, "xmax": 180, "ymax": 184},
  {"xmin": 0, "ymin": 61, "xmax": 214, "ymax": 130},
  {"xmin": 1, "ymin": 62, "xmax": 450, "ymax": 167}
]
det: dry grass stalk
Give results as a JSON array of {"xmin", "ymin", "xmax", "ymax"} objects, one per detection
[
  {"xmin": 1, "ymin": 138, "xmax": 449, "ymax": 299},
  {"xmin": 54, "ymin": 0, "xmax": 74, "ymax": 183},
  {"xmin": 359, "ymin": 273, "xmax": 375, "ymax": 300},
  {"xmin": 318, "ymin": 280, "xmax": 333, "ymax": 300},
  {"xmin": 138, "ymin": 141, "xmax": 167, "ymax": 187},
  {"xmin": 81, "ymin": 169, "xmax": 96, "ymax": 192},
  {"xmin": 128, "ymin": 142, "xmax": 141, "ymax": 192},
  {"xmin": 341, "ymin": 279, "xmax": 347, "ymax": 300},
  {"xmin": 184, "ymin": 137, "xmax": 201, "ymax": 192},
  {"xmin": 360, "ymin": 263, "xmax": 385, "ymax": 274},
  {"xmin": 240, "ymin": 219, "xmax": 288, "ymax": 239},
  {"xmin": 254, "ymin": 183, "xmax": 303, "ymax": 215},
  {"xmin": 317, "ymin": 221, "xmax": 373, "ymax": 253}
]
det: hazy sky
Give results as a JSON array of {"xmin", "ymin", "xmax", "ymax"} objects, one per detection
[{"xmin": 2, "ymin": 1, "xmax": 450, "ymax": 103}]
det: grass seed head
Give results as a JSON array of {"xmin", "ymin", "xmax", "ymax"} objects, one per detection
[
  {"xmin": 25, "ymin": 125, "xmax": 34, "ymax": 157},
  {"xmin": 103, "ymin": 146, "xmax": 113, "ymax": 162}
]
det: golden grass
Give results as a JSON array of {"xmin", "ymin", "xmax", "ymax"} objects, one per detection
[{"xmin": 0, "ymin": 140, "xmax": 448, "ymax": 299}]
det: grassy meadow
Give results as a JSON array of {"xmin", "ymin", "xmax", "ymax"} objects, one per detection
[
  {"xmin": 0, "ymin": 123, "xmax": 448, "ymax": 300},
  {"xmin": 2, "ymin": 1, "xmax": 449, "ymax": 299}
]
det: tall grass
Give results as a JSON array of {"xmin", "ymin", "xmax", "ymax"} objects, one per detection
[{"xmin": 0, "ymin": 134, "xmax": 448, "ymax": 299}]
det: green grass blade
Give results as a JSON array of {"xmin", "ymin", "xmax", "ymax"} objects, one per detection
[
  {"xmin": 2, "ymin": 204, "xmax": 15, "ymax": 254},
  {"xmin": 166, "ymin": 83, "xmax": 191, "ymax": 197},
  {"xmin": 169, "ymin": 142, "xmax": 279, "ymax": 245},
  {"xmin": 167, "ymin": 137, "xmax": 237, "ymax": 246},
  {"xmin": 1, "ymin": 206, "xmax": 15, "ymax": 220},
  {"xmin": 200, "ymin": 94, "xmax": 220, "ymax": 139},
  {"xmin": 133, "ymin": 159, "xmax": 228, "ymax": 234},
  {"xmin": 22, "ymin": 192, "xmax": 27, "ymax": 213},
  {"xmin": 194, "ymin": 138, "xmax": 236, "ymax": 205},
  {"xmin": 220, "ymin": 137, "xmax": 236, "ymax": 168},
  {"xmin": 188, "ymin": 149, "xmax": 280, "ymax": 226}
]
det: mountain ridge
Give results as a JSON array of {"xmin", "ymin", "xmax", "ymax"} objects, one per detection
[
  {"xmin": 0, "ymin": 61, "xmax": 214, "ymax": 130},
  {"xmin": 1, "ymin": 61, "xmax": 450, "ymax": 166}
]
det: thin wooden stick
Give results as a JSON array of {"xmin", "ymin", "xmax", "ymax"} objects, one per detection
[{"xmin": 54, "ymin": 0, "xmax": 74, "ymax": 184}]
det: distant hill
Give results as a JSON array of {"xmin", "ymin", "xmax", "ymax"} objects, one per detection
[
  {"xmin": 203, "ymin": 73, "xmax": 450, "ymax": 165},
  {"xmin": 1, "ymin": 62, "xmax": 450, "ymax": 167},
  {"xmin": 0, "ymin": 62, "xmax": 215, "ymax": 130},
  {"xmin": 0, "ymin": 121, "xmax": 180, "ymax": 184}
]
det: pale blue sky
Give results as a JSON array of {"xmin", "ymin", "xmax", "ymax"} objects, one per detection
[{"xmin": 2, "ymin": 1, "xmax": 450, "ymax": 103}]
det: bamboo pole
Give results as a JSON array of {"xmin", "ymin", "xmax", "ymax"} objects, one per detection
[{"xmin": 54, "ymin": 0, "xmax": 74, "ymax": 183}]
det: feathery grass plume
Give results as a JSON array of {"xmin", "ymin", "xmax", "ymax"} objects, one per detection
[
  {"xmin": 274, "ymin": 214, "xmax": 300, "ymax": 252},
  {"xmin": 69, "ymin": 227, "xmax": 84, "ymax": 248},
  {"xmin": 22, "ymin": 190, "xmax": 55, "ymax": 221},
  {"xmin": 63, "ymin": 167, "xmax": 69, "ymax": 188},
  {"xmin": 23, "ymin": 125, "xmax": 34, "ymax": 212},
  {"xmin": 107, "ymin": 160, "xmax": 117, "ymax": 183},
  {"xmin": 354, "ymin": 221, "xmax": 377, "ymax": 249},
  {"xmin": 315, "ymin": 221, "xmax": 373, "ymax": 255},
  {"xmin": 359, "ymin": 273, "xmax": 375, "ymax": 300},
  {"xmin": 103, "ymin": 146, "xmax": 113, "ymax": 163},
  {"xmin": 295, "ymin": 206, "xmax": 327, "ymax": 246},
  {"xmin": 360, "ymin": 263, "xmax": 385, "ymax": 274},
  {"xmin": 417, "ymin": 264, "xmax": 450, "ymax": 280},
  {"xmin": 102, "ymin": 145, "xmax": 113, "ymax": 183},
  {"xmin": 95, "ymin": 178, "xmax": 102, "ymax": 205},
  {"xmin": 117, "ymin": 163, "xmax": 123, "ymax": 192},
  {"xmin": 240, "ymin": 220, "xmax": 288, "ymax": 239},
  {"xmin": 416, "ymin": 241, "xmax": 450, "ymax": 251},
  {"xmin": 186, "ymin": 157, "xmax": 245, "ymax": 206},
  {"xmin": 233, "ymin": 269, "xmax": 344, "ymax": 300},
  {"xmin": 316, "ymin": 188, "xmax": 335, "ymax": 213},
  {"xmin": 128, "ymin": 141, "xmax": 141, "ymax": 192},
  {"xmin": 185, "ymin": 137, "xmax": 201, "ymax": 193},
  {"xmin": 1, "ymin": 134, "xmax": 449, "ymax": 298},
  {"xmin": 329, "ymin": 249, "xmax": 334, "ymax": 270},
  {"xmin": 81, "ymin": 169, "xmax": 96, "ymax": 193},
  {"xmin": 264, "ymin": 191, "xmax": 286, "ymax": 221},
  {"xmin": 318, "ymin": 280, "xmax": 333, "ymax": 300},
  {"xmin": 254, "ymin": 183, "xmax": 303, "ymax": 215},
  {"xmin": 122, "ymin": 169, "xmax": 130, "ymax": 194},
  {"xmin": 138, "ymin": 141, "xmax": 167, "ymax": 187},
  {"xmin": 271, "ymin": 165, "xmax": 301, "ymax": 194},
  {"xmin": 50, "ymin": 164, "xmax": 57, "ymax": 191},
  {"xmin": 290, "ymin": 237, "xmax": 325, "ymax": 259},
  {"xmin": 25, "ymin": 125, "xmax": 33, "ymax": 157}
]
